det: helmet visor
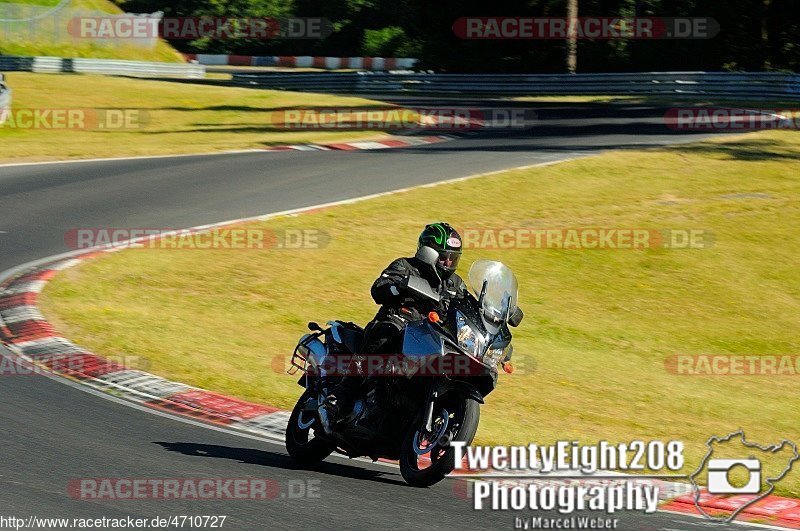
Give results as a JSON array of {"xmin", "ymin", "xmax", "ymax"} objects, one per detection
[{"xmin": 437, "ymin": 249, "xmax": 462, "ymax": 272}]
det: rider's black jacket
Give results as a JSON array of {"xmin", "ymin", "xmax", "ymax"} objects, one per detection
[
  {"xmin": 361, "ymin": 256, "xmax": 466, "ymax": 355},
  {"xmin": 370, "ymin": 256, "xmax": 467, "ymax": 322},
  {"xmin": 329, "ymin": 258, "xmax": 467, "ymax": 402}
]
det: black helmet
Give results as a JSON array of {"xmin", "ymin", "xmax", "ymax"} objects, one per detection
[{"xmin": 418, "ymin": 222, "xmax": 463, "ymax": 279}]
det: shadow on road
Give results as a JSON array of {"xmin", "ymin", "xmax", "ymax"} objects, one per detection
[
  {"xmin": 154, "ymin": 441, "xmax": 407, "ymax": 486},
  {"xmin": 673, "ymin": 137, "xmax": 800, "ymax": 161}
]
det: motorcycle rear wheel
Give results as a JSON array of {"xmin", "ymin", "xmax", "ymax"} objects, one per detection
[
  {"xmin": 285, "ymin": 391, "xmax": 336, "ymax": 464},
  {"xmin": 399, "ymin": 397, "xmax": 480, "ymax": 487}
]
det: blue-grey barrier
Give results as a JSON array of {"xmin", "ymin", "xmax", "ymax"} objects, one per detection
[
  {"xmin": 230, "ymin": 71, "xmax": 800, "ymax": 100},
  {"xmin": 0, "ymin": 56, "xmax": 205, "ymax": 78}
]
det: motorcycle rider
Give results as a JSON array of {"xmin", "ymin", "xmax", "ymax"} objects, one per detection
[
  {"xmin": 365, "ymin": 222, "xmax": 467, "ymax": 353},
  {"xmin": 319, "ymin": 222, "xmax": 466, "ymax": 427}
]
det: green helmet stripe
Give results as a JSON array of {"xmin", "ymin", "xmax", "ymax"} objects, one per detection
[{"xmin": 432, "ymin": 223, "xmax": 447, "ymax": 246}]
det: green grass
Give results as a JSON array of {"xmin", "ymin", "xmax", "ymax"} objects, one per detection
[
  {"xmin": 0, "ymin": 73, "xmax": 397, "ymax": 162},
  {"xmin": 40, "ymin": 130, "xmax": 800, "ymax": 495},
  {"xmin": 0, "ymin": 0, "xmax": 182, "ymax": 62}
]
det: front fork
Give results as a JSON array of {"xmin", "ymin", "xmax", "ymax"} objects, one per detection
[
  {"xmin": 420, "ymin": 379, "xmax": 484, "ymax": 447},
  {"xmin": 423, "ymin": 390, "xmax": 438, "ymax": 433},
  {"xmin": 422, "ymin": 379, "xmax": 456, "ymax": 448}
]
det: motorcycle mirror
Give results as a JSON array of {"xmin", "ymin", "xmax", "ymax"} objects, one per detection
[
  {"xmin": 415, "ymin": 245, "xmax": 439, "ymax": 267},
  {"xmin": 503, "ymin": 295, "xmax": 512, "ymax": 323}
]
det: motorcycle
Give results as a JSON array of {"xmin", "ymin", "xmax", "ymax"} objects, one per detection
[{"xmin": 284, "ymin": 246, "xmax": 523, "ymax": 487}]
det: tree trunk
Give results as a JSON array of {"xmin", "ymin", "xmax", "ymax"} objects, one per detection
[
  {"xmin": 567, "ymin": 0, "xmax": 578, "ymax": 73},
  {"xmin": 762, "ymin": 0, "xmax": 771, "ymax": 69}
]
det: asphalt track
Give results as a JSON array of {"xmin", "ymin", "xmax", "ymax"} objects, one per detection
[{"xmin": 0, "ymin": 102, "xmax": 757, "ymax": 530}]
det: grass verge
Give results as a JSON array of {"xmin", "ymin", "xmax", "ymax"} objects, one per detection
[
  {"xmin": 40, "ymin": 130, "xmax": 800, "ymax": 494},
  {"xmin": 0, "ymin": 0, "xmax": 182, "ymax": 62},
  {"xmin": 0, "ymin": 73, "xmax": 400, "ymax": 162}
]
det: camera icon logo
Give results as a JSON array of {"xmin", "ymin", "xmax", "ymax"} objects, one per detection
[
  {"xmin": 691, "ymin": 431, "xmax": 799, "ymax": 523},
  {"xmin": 707, "ymin": 458, "xmax": 761, "ymax": 494}
]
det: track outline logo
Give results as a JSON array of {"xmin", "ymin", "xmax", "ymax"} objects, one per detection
[{"xmin": 689, "ymin": 429, "xmax": 799, "ymax": 522}]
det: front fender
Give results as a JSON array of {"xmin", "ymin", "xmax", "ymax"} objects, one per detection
[{"xmin": 436, "ymin": 380, "xmax": 485, "ymax": 404}]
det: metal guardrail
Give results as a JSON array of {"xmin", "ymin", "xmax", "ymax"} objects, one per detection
[
  {"xmin": 186, "ymin": 54, "xmax": 418, "ymax": 71},
  {"xmin": 0, "ymin": 56, "xmax": 205, "ymax": 78},
  {"xmin": 231, "ymin": 71, "xmax": 800, "ymax": 100},
  {"xmin": 0, "ymin": 73, "xmax": 10, "ymax": 125}
]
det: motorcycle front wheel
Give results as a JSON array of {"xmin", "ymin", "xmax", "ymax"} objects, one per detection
[
  {"xmin": 285, "ymin": 391, "xmax": 336, "ymax": 464},
  {"xmin": 399, "ymin": 396, "xmax": 480, "ymax": 487}
]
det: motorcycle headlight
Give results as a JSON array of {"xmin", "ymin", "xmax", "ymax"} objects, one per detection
[{"xmin": 456, "ymin": 312, "xmax": 487, "ymax": 358}]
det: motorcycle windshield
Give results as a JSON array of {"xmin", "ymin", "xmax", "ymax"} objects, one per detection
[{"xmin": 467, "ymin": 260, "xmax": 519, "ymax": 328}]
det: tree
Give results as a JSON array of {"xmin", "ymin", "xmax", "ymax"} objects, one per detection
[
  {"xmin": 115, "ymin": 0, "xmax": 800, "ymax": 72},
  {"xmin": 567, "ymin": 0, "xmax": 578, "ymax": 72}
]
